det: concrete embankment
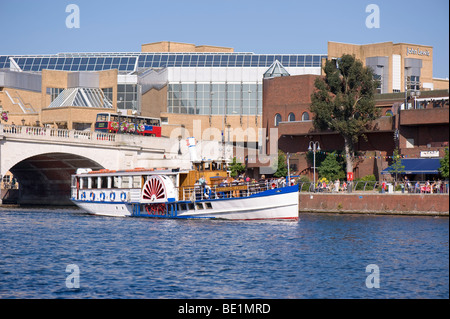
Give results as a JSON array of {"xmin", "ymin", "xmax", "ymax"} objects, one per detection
[{"xmin": 299, "ymin": 193, "xmax": 449, "ymax": 216}]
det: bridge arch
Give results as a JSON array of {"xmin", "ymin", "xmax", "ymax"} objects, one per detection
[{"xmin": 7, "ymin": 152, "xmax": 104, "ymax": 205}]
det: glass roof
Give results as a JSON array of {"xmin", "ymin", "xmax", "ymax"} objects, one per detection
[
  {"xmin": 48, "ymin": 88, "xmax": 113, "ymax": 108},
  {"xmin": 263, "ymin": 60, "xmax": 290, "ymax": 78},
  {"xmin": 0, "ymin": 53, "xmax": 326, "ymax": 72}
]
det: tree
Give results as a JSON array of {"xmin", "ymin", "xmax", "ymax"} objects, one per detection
[
  {"xmin": 317, "ymin": 152, "xmax": 346, "ymax": 181},
  {"xmin": 389, "ymin": 148, "xmax": 405, "ymax": 183},
  {"xmin": 439, "ymin": 148, "xmax": 449, "ymax": 179},
  {"xmin": 310, "ymin": 54, "xmax": 380, "ymax": 186},
  {"xmin": 274, "ymin": 150, "xmax": 288, "ymax": 178},
  {"xmin": 229, "ymin": 157, "xmax": 245, "ymax": 178}
]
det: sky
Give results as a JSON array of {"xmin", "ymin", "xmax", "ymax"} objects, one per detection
[{"xmin": 0, "ymin": 0, "xmax": 448, "ymax": 78}]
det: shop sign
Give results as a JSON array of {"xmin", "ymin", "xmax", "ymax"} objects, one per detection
[
  {"xmin": 420, "ymin": 151, "xmax": 439, "ymax": 158},
  {"xmin": 406, "ymin": 47, "xmax": 430, "ymax": 57}
]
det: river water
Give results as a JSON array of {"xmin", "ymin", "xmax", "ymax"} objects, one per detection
[{"xmin": 0, "ymin": 206, "xmax": 448, "ymax": 299}]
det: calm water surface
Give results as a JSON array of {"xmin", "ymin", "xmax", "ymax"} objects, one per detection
[{"xmin": 0, "ymin": 207, "xmax": 448, "ymax": 299}]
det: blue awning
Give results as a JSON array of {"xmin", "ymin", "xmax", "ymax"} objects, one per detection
[{"xmin": 381, "ymin": 158, "xmax": 442, "ymax": 175}]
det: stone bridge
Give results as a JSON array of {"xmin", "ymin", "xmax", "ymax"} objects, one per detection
[{"xmin": 0, "ymin": 124, "xmax": 222, "ymax": 205}]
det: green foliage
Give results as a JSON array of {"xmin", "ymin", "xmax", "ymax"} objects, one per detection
[
  {"xmin": 306, "ymin": 150, "xmax": 327, "ymax": 167},
  {"xmin": 360, "ymin": 174, "xmax": 376, "ymax": 181},
  {"xmin": 389, "ymin": 148, "xmax": 405, "ymax": 182},
  {"xmin": 354, "ymin": 174, "xmax": 376, "ymax": 191},
  {"xmin": 229, "ymin": 157, "xmax": 245, "ymax": 178},
  {"xmin": 310, "ymin": 54, "xmax": 380, "ymax": 171},
  {"xmin": 274, "ymin": 150, "xmax": 288, "ymax": 178},
  {"xmin": 298, "ymin": 175, "xmax": 312, "ymax": 192},
  {"xmin": 317, "ymin": 152, "xmax": 345, "ymax": 181},
  {"xmin": 439, "ymin": 148, "xmax": 449, "ymax": 179}
]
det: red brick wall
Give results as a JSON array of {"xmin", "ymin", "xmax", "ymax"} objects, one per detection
[{"xmin": 299, "ymin": 193, "xmax": 449, "ymax": 215}]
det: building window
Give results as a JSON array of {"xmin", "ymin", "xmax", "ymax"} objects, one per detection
[
  {"xmin": 46, "ymin": 87, "xmax": 64, "ymax": 102},
  {"xmin": 274, "ymin": 113, "xmax": 282, "ymax": 126},
  {"xmin": 102, "ymin": 87, "xmax": 113, "ymax": 102},
  {"xmin": 117, "ymin": 84, "xmax": 139, "ymax": 112},
  {"xmin": 385, "ymin": 110, "xmax": 393, "ymax": 116},
  {"xmin": 374, "ymin": 74, "xmax": 382, "ymax": 94},
  {"xmin": 406, "ymin": 76, "xmax": 420, "ymax": 91},
  {"xmin": 301, "ymin": 112, "xmax": 310, "ymax": 121},
  {"xmin": 288, "ymin": 113, "xmax": 295, "ymax": 122},
  {"xmin": 167, "ymin": 82, "xmax": 262, "ymax": 116}
]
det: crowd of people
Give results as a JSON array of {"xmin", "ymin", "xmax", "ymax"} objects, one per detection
[
  {"xmin": 192, "ymin": 173, "xmax": 448, "ymax": 197},
  {"xmin": 403, "ymin": 177, "xmax": 448, "ymax": 194}
]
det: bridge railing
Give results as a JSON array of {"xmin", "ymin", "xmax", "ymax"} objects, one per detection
[{"xmin": 0, "ymin": 124, "xmax": 116, "ymax": 143}]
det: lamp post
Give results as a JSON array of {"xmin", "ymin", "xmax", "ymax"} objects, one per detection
[
  {"xmin": 308, "ymin": 141, "xmax": 321, "ymax": 192},
  {"xmin": 178, "ymin": 135, "xmax": 182, "ymax": 155},
  {"xmin": 287, "ymin": 152, "xmax": 291, "ymax": 185}
]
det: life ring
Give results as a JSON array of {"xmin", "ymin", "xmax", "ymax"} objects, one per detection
[
  {"xmin": 81, "ymin": 192, "xmax": 86, "ymax": 200},
  {"xmin": 110, "ymin": 191, "xmax": 116, "ymax": 201},
  {"xmin": 99, "ymin": 192, "xmax": 105, "ymax": 201},
  {"xmin": 120, "ymin": 192, "xmax": 127, "ymax": 201},
  {"xmin": 90, "ymin": 192, "xmax": 95, "ymax": 201}
]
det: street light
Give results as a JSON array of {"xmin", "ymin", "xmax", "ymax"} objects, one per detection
[
  {"xmin": 308, "ymin": 141, "xmax": 321, "ymax": 192},
  {"xmin": 178, "ymin": 135, "xmax": 182, "ymax": 155},
  {"xmin": 287, "ymin": 152, "xmax": 291, "ymax": 185}
]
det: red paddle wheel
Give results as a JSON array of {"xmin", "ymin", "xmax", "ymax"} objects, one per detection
[
  {"xmin": 145, "ymin": 203, "xmax": 166, "ymax": 216},
  {"xmin": 142, "ymin": 176, "xmax": 167, "ymax": 216}
]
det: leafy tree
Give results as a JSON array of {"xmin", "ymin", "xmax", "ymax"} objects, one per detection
[
  {"xmin": 439, "ymin": 148, "xmax": 449, "ymax": 179},
  {"xmin": 389, "ymin": 148, "xmax": 405, "ymax": 183},
  {"xmin": 229, "ymin": 157, "xmax": 245, "ymax": 178},
  {"xmin": 317, "ymin": 152, "xmax": 345, "ymax": 181},
  {"xmin": 310, "ymin": 54, "xmax": 380, "ymax": 183},
  {"xmin": 274, "ymin": 150, "xmax": 288, "ymax": 178}
]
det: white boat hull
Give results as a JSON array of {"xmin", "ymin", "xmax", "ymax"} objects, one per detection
[
  {"xmin": 74, "ymin": 201, "xmax": 133, "ymax": 217},
  {"xmin": 72, "ymin": 186, "xmax": 299, "ymax": 221}
]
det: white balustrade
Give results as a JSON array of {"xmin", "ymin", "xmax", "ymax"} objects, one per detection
[{"xmin": 0, "ymin": 124, "xmax": 117, "ymax": 144}]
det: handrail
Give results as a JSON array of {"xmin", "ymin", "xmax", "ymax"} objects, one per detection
[
  {"xmin": 297, "ymin": 180, "xmax": 449, "ymax": 194},
  {"xmin": 180, "ymin": 181, "xmax": 274, "ymax": 201}
]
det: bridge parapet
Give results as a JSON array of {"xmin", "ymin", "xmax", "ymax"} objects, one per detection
[{"xmin": 1, "ymin": 124, "xmax": 117, "ymax": 145}]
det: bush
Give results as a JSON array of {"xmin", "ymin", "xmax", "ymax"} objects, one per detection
[
  {"xmin": 298, "ymin": 176, "xmax": 312, "ymax": 192},
  {"xmin": 354, "ymin": 175, "xmax": 377, "ymax": 191}
]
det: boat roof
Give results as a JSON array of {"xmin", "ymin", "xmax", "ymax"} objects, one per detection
[{"xmin": 74, "ymin": 167, "xmax": 185, "ymax": 177}]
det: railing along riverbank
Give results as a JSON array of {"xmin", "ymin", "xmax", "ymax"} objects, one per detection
[{"xmin": 296, "ymin": 180, "xmax": 449, "ymax": 194}]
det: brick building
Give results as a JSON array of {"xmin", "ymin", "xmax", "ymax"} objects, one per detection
[{"xmin": 258, "ymin": 72, "xmax": 448, "ymax": 181}]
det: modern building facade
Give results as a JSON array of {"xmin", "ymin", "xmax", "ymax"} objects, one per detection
[
  {"xmin": 0, "ymin": 41, "xmax": 326, "ymax": 144},
  {"xmin": 328, "ymin": 41, "xmax": 448, "ymax": 94}
]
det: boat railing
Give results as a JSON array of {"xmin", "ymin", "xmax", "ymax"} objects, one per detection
[{"xmin": 181, "ymin": 181, "xmax": 277, "ymax": 201}]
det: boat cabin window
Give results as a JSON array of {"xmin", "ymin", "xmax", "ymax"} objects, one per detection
[
  {"xmin": 205, "ymin": 202, "xmax": 212, "ymax": 209},
  {"xmin": 98, "ymin": 177, "xmax": 108, "ymax": 189},
  {"xmin": 188, "ymin": 203, "xmax": 195, "ymax": 210},
  {"xmin": 113, "ymin": 176, "xmax": 121, "ymax": 188},
  {"xmin": 91, "ymin": 177, "xmax": 98, "ymax": 189},
  {"xmin": 132, "ymin": 176, "xmax": 141, "ymax": 188},
  {"xmin": 196, "ymin": 203, "xmax": 204, "ymax": 210},
  {"xmin": 72, "ymin": 176, "xmax": 77, "ymax": 188},
  {"xmin": 121, "ymin": 176, "xmax": 131, "ymax": 188},
  {"xmin": 80, "ymin": 177, "xmax": 88, "ymax": 189}
]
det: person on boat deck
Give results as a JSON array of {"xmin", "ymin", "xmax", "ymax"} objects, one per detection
[{"xmin": 219, "ymin": 179, "xmax": 227, "ymax": 187}]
